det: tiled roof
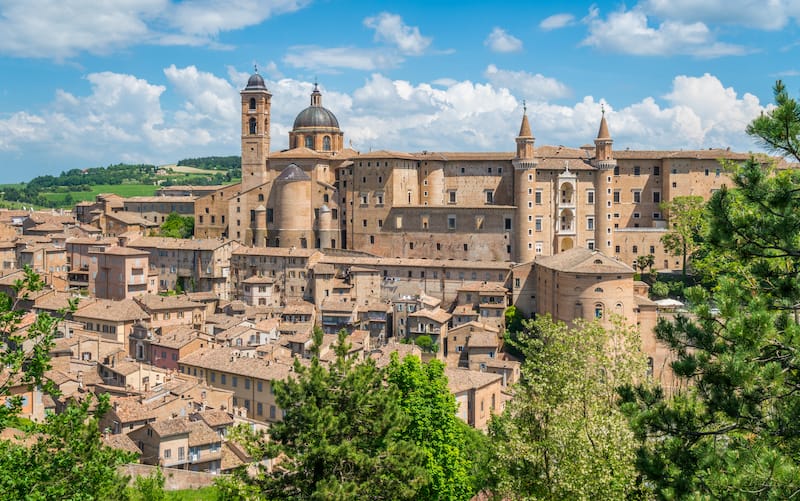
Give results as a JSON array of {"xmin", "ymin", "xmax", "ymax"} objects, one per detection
[
  {"xmin": 468, "ymin": 330, "xmax": 499, "ymax": 348},
  {"xmin": 127, "ymin": 236, "xmax": 233, "ymax": 251},
  {"xmin": 187, "ymin": 420, "xmax": 220, "ymax": 446},
  {"xmin": 135, "ymin": 294, "xmax": 204, "ymax": 312},
  {"xmin": 533, "ymin": 247, "xmax": 634, "ymax": 274},
  {"xmin": 445, "ymin": 368, "xmax": 502, "ymax": 393},
  {"xmin": 180, "ymin": 347, "xmax": 294, "ymax": 381},
  {"xmin": 124, "ymin": 196, "xmax": 197, "ymax": 203},
  {"xmin": 409, "ymin": 307, "xmax": 451, "ymax": 324},
  {"xmin": 194, "ymin": 410, "xmax": 234, "ymax": 428},
  {"xmin": 103, "ymin": 433, "xmax": 141, "ymax": 455},
  {"xmin": 74, "ymin": 298, "xmax": 148, "ymax": 322}
]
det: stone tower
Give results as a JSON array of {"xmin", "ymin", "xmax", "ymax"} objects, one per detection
[
  {"xmin": 241, "ymin": 69, "xmax": 272, "ymax": 192},
  {"xmin": 592, "ymin": 108, "xmax": 616, "ymax": 252},
  {"xmin": 513, "ymin": 106, "xmax": 538, "ymax": 263}
]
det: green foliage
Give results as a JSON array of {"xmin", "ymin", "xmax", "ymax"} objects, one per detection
[
  {"xmin": 649, "ymin": 281, "xmax": 670, "ymax": 299},
  {"xmin": 0, "ymin": 266, "xmax": 65, "ymax": 427},
  {"xmin": 622, "ymin": 81, "xmax": 800, "ymax": 498},
  {"xmin": 132, "ymin": 468, "xmax": 166, "ymax": 501},
  {"xmin": 661, "ymin": 195, "xmax": 707, "ymax": 278},
  {"xmin": 490, "ymin": 315, "xmax": 647, "ymax": 500},
  {"xmin": 503, "ymin": 305, "xmax": 526, "ymax": 360},
  {"xmin": 160, "ymin": 212, "xmax": 194, "ymax": 239},
  {"xmin": 635, "ymin": 254, "xmax": 655, "ymax": 276},
  {"xmin": 413, "ymin": 334, "xmax": 434, "ymax": 352},
  {"xmin": 227, "ymin": 328, "xmax": 428, "ymax": 499},
  {"xmin": 0, "ymin": 393, "xmax": 135, "ymax": 501},
  {"xmin": 386, "ymin": 354, "xmax": 485, "ymax": 500}
]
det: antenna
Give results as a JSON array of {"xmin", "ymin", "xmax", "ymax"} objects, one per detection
[{"xmin": 523, "ymin": 99, "xmax": 527, "ymax": 114}]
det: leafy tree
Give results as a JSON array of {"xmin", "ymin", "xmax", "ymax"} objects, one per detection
[
  {"xmin": 413, "ymin": 334, "xmax": 434, "ymax": 352},
  {"xmin": 622, "ymin": 81, "xmax": 800, "ymax": 498},
  {"xmin": 228, "ymin": 328, "xmax": 428, "ymax": 499},
  {"xmin": 0, "ymin": 393, "xmax": 134, "ymax": 500},
  {"xmin": 661, "ymin": 195, "xmax": 706, "ymax": 279},
  {"xmin": 635, "ymin": 254, "xmax": 655, "ymax": 277},
  {"xmin": 386, "ymin": 354, "xmax": 485, "ymax": 500},
  {"xmin": 649, "ymin": 281, "xmax": 669, "ymax": 299},
  {"xmin": 132, "ymin": 467, "xmax": 166, "ymax": 501},
  {"xmin": 502, "ymin": 305, "xmax": 526, "ymax": 360},
  {"xmin": 160, "ymin": 212, "xmax": 194, "ymax": 239},
  {"xmin": 0, "ymin": 266, "xmax": 62, "ymax": 427},
  {"xmin": 490, "ymin": 315, "xmax": 646, "ymax": 500}
]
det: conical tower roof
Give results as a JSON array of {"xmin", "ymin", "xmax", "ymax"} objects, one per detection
[
  {"xmin": 519, "ymin": 113, "xmax": 532, "ymax": 137},
  {"xmin": 597, "ymin": 108, "xmax": 611, "ymax": 140}
]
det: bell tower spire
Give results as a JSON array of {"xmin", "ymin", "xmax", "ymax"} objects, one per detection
[{"xmin": 241, "ymin": 68, "xmax": 272, "ymax": 192}]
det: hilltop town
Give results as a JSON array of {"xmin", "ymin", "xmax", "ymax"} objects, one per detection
[{"xmin": 0, "ymin": 69, "xmax": 768, "ymax": 482}]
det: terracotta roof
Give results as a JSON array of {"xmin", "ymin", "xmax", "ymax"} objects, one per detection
[
  {"xmin": 320, "ymin": 298, "xmax": 357, "ymax": 313},
  {"xmin": 533, "ymin": 247, "xmax": 634, "ymax": 274},
  {"xmin": 445, "ymin": 368, "xmax": 502, "ymax": 393},
  {"xmin": 123, "ymin": 196, "xmax": 197, "ymax": 203},
  {"xmin": 370, "ymin": 343, "xmax": 423, "ymax": 367},
  {"xmin": 233, "ymin": 246, "xmax": 318, "ymax": 258},
  {"xmin": 409, "ymin": 307, "xmax": 451, "ymax": 324},
  {"xmin": 150, "ymin": 417, "xmax": 192, "ymax": 437},
  {"xmin": 220, "ymin": 441, "xmax": 248, "ymax": 471},
  {"xmin": 135, "ymin": 294, "xmax": 204, "ymax": 312},
  {"xmin": 187, "ymin": 420, "xmax": 220, "ymax": 446},
  {"xmin": 152, "ymin": 328, "xmax": 202, "ymax": 349},
  {"xmin": 103, "ymin": 433, "xmax": 141, "ymax": 455},
  {"xmin": 106, "ymin": 212, "xmax": 156, "ymax": 226},
  {"xmin": 127, "ymin": 237, "xmax": 233, "ymax": 251},
  {"xmin": 457, "ymin": 282, "xmax": 508, "ymax": 293},
  {"xmin": 468, "ymin": 330, "xmax": 499, "ymax": 348},
  {"xmin": 180, "ymin": 347, "xmax": 294, "ymax": 381},
  {"xmin": 354, "ymin": 150, "xmax": 417, "ymax": 160},
  {"xmin": 281, "ymin": 302, "xmax": 315, "ymax": 315},
  {"xmin": 91, "ymin": 246, "xmax": 149, "ymax": 256},
  {"xmin": 195, "ymin": 410, "xmax": 234, "ymax": 428},
  {"xmin": 242, "ymin": 275, "xmax": 274, "ymax": 284},
  {"xmin": 452, "ymin": 304, "xmax": 478, "ymax": 316},
  {"xmin": 319, "ymin": 254, "xmax": 511, "ymax": 271},
  {"xmin": 74, "ymin": 298, "xmax": 148, "ymax": 322}
]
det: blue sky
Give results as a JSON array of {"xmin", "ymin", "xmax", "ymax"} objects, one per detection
[{"xmin": 1, "ymin": 0, "xmax": 799, "ymax": 183}]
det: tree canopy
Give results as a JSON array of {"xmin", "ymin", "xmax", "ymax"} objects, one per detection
[
  {"xmin": 622, "ymin": 81, "xmax": 800, "ymax": 498},
  {"xmin": 159, "ymin": 212, "xmax": 194, "ymax": 239},
  {"xmin": 490, "ymin": 315, "xmax": 646, "ymax": 500}
]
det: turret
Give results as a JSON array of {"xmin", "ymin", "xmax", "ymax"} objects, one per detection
[
  {"xmin": 592, "ymin": 107, "xmax": 617, "ymax": 253},
  {"xmin": 513, "ymin": 103, "xmax": 539, "ymax": 263},
  {"xmin": 241, "ymin": 67, "xmax": 272, "ymax": 192}
]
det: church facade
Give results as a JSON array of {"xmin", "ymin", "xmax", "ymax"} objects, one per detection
[{"xmin": 194, "ymin": 70, "xmax": 751, "ymax": 270}]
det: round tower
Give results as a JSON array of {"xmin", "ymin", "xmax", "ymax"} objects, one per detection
[
  {"xmin": 253, "ymin": 204, "xmax": 267, "ymax": 247},
  {"xmin": 316, "ymin": 204, "xmax": 335, "ymax": 249},
  {"xmin": 592, "ymin": 108, "xmax": 617, "ymax": 253},
  {"xmin": 274, "ymin": 164, "xmax": 313, "ymax": 248},
  {"xmin": 241, "ymin": 68, "xmax": 272, "ymax": 192},
  {"xmin": 513, "ymin": 106, "xmax": 538, "ymax": 263}
]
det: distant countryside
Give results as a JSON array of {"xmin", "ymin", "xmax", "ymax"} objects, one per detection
[{"xmin": 0, "ymin": 156, "xmax": 241, "ymax": 209}]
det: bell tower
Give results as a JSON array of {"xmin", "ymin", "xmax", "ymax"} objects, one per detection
[
  {"xmin": 513, "ymin": 102, "xmax": 538, "ymax": 263},
  {"xmin": 241, "ymin": 67, "xmax": 272, "ymax": 192}
]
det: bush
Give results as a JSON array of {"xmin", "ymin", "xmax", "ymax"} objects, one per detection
[{"xmin": 650, "ymin": 281, "xmax": 670, "ymax": 298}]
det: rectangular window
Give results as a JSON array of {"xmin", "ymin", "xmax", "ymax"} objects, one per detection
[
  {"xmin": 535, "ymin": 241, "xmax": 543, "ymax": 254},
  {"xmin": 535, "ymin": 217, "xmax": 542, "ymax": 232},
  {"xmin": 653, "ymin": 166, "xmax": 660, "ymax": 176},
  {"xmin": 633, "ymin": 191, "xmax": 641, "ymax": 203},
  {"xmin": 232, "ymin": 376, "xmax": 238, "ymax": 388},
  {"xmin": 448, "ymin": 190, "xmax": 457, "ymax": 204},
  {"xmin": 653, "ymin": 191, "xmax": 661, "ymax": 203},
  {"xmin": 634, "ymin": 166, "xmax": 641, "ymax": 176},
  {"xmin": 535, "ymin": 190, "xmax": 542, "ymax": 204},
  {"xmin": 485, "ymin": 191, "xmax": 494, "ymax": 204},
  {"xmin": 587, "ymin": 217, "xmax": 594, "ymax": 230},
  {"xmin": 587, "ymin": 240, "xmax": 595, "ymax": 250},
  {"xmin": 447, "ymin": 215, "xmax": 456, "ymax": 230},
  {"xmin": 395, "ymin": 216, "xmax": 403, "ymax": 229},
  {"xmin": 587, "ymin": 190, "xmax": 595, "ymax": 204},
  {"xmin": 613, "ymin": 191, "xmax": 620, "ymax": 203},
  {"xmin": 504, "ymin": 218, "xmax": 512, "ymax": 230}
]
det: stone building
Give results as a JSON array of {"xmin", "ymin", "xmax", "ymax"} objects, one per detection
[{"xmin": 194, "ymin": 70, "xmax": 756, "ymax": 271}]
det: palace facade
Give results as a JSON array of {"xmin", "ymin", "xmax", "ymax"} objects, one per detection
[{"xmin": 194, "ymin": 70, "xmax": 751, "ymax": 269}]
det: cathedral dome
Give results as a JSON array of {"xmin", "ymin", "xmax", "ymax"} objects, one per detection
[
  {"xmin": 275, "ymin": 163, "xmax": 310, "ymax": 183},
  {"xmin": 292, "ymin": 83, "xmax": 340, "ymax": 130},
  {"xmin": 245, "ymin": 72, "xmax": 267, "ymax": 90},
  {"xmin": 293, "ymin": 106, "xmax": 339, "ymax": 129}
]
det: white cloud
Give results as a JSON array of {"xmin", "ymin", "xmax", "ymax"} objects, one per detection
[
  {"xmin": 0, "ymin": 0, "xmax": 311, "ymax": 59},
  {"xmin": 582, "ymin": 6, "xmax": 748, "ymax": 57},
  {"xmin": 0, "ymin": 69, "xmax": 767, "ymax": 181},
  {"xmin": 283, "ymin": 46, "xmax": 404, "ymax": 71},
  {"xmin": 540, "ymin": 13, "xmax": 575, "ymax": 30},
  {"xmin": 484, "ymin": 28, "xmax": 523, "ymax": 53},
  {"xmin": 166, "ymin": 0, "xmax": 311, "ymax": 36},
  {"xmin": 484, "ymin": 64, "xmax": 570, "ymax": 100},
  {"xmin": 363, "ymin": 12, "xmax": 431, "ymax": 55},
  {"xmin": 641, "ymin": 0, "xmax": 800, "ymax": 31}
]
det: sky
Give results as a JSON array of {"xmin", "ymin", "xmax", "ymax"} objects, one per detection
[{"xmin": 1, "ymin": 0, "xmax": 799, "ymax": 183}]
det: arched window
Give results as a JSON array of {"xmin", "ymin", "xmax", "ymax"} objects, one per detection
[
  {"xmin": 323, "ymin": 136, "xmax": 331, "ymax": 151},
  {"xmin": 249, "ymin": 118, "xmax": 257, "ymax": 134},
  {"xmin": 305, "ymin": 136, "xmax": 314, "ymax": 149},
  {"xmin": 594, "ymin": 303, "xmax": 604, "ymax": 319},
  {"xmin": 594, "ymin": 287, "xmax": 604, "ymax": 293},
  {"xmin": 249, "ymin": 98, "xmax": 256, "ymax": 110}
]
